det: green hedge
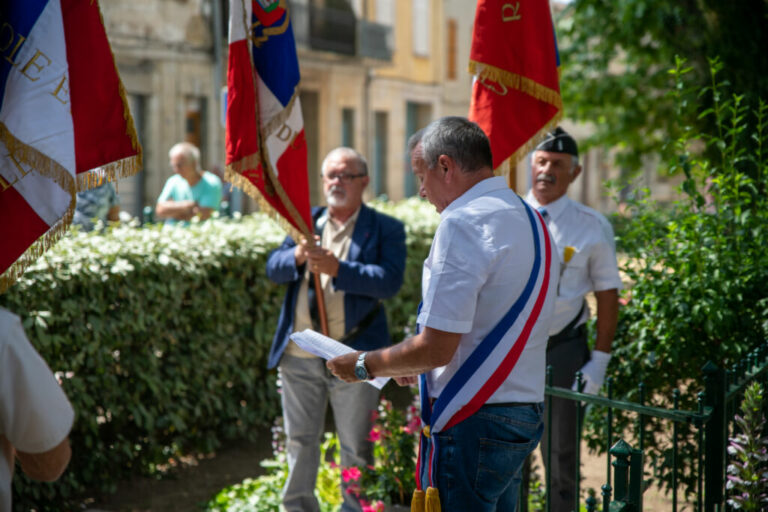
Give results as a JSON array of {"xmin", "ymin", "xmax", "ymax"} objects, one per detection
[{"xmin": 0, "ymin": 197, "xmax": 438, "ymax": 510}]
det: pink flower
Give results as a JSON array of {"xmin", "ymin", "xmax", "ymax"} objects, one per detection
[
  {"xmin": 342, "ymin": 466, "xmax": 361, "ymax": 482},
  {"xmin": 346, "ymin": 483, "xmax": 360, "ymax": 496},
  {"xmin": 328, "ymin": 460, "xmax": 338, "ymax": 469},
  {"xmin": 368, "ymin": 427, "xmax": 382, "ymax": 442},
  {"xmin": 403, "ymin": 416, "xmax": 422, "ymax": 435},
  {"xmin": 362, "ymin": 501, "xmax": 385, "ymax": 512},
  {"xmin": 370, "ymin": 409, "xmax": 380, "ymax": 422}
]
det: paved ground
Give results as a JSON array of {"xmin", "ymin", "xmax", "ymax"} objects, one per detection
[
  {"xmin": 84, "ymin": 376, "xmax": 685, "ymax": 512},
  {"xmin": 85, "ymin": 436, "xmax": 683, "ymax": 512},
  {"xmin": 84, "ymin": 433, "xmax": 273, "ymax": 512}
]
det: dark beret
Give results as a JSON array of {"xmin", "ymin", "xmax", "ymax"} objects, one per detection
[{"xmin": 535, "ymin": 127, "xmax": 578, "ymax": 157}]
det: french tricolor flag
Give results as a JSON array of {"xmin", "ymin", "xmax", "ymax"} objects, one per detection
[
  {"xmin": 225, "ymin": 0, "xmax": 312, "ymax": 239},
  {"xmin": 0, "ymin": 0, "xmax": 142, "ymax": 293}
]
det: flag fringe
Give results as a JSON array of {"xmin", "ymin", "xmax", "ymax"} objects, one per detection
[
  {"xmin": 469, "ymin": 60, "xmax": 563, "ymax": 110},
  {"xmin": 224, "ymin": 163, "xmax": 305, "ymax": 242},
  {"xmin": 494, "ymin": 111, "xmax": 564, "ymax": 189},
  {"xmin": 0, "ymin": 124, "xmax": 77, "ymax": 294},
  {"xmin": 76, "ymin": 154, "xmax": 143, "ymax": 191}
]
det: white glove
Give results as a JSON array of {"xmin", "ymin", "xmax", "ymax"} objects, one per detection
[{"xmin": 572, "ymin": 350, "xmax": 611, "ymax": 395}]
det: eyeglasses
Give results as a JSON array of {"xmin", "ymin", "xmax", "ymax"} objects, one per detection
[{"xmin": 322, "ymin": 172, "xmax": 366, "ymax": 183}]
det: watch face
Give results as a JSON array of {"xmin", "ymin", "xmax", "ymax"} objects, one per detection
[{"xmin": 354, "ymin": 364, "xmax": 368, "ymax": 381}]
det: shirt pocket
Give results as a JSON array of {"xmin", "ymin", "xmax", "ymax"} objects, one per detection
[{"xmin": 560, "ymin": 247, "xmax": 588, "ymax": 292}]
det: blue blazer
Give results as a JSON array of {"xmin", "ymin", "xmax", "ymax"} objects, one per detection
[{"xmin": 265, "ymin": 204, "xmax": 406, "ymax": 369}]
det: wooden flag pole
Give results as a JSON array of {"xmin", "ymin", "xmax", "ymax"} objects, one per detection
[
  {"xmin": 313, "ymin": 271, "xmax": 329, "ymax": 336},
  {"xmin": 308, "ymin": 231, "xmax": 329, "ymax": 337}
]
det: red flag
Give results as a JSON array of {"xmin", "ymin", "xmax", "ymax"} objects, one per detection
[
  {"xmin": 0, "ymin": 0, "xmax": 142, "ymax": 293},
  {"xmin": 225, "ymin": 0, "xmax": 312, "ymax": 240},
  {"xmin": 468, "ymin": 0, "xmax": 563, "ymax": 176}
]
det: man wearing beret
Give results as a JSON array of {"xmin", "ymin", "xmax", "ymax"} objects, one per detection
[{"xmin": 525, "ymin": 127, "xmax": 622, "ymax": 511}]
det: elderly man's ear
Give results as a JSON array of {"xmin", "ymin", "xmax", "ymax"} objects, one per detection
[
  {"xmin": 570, "ymin": 164, "xmax": 583, "ymax": 181},
  {"xmin": 437, "ymin": 154, "xmax": 457, "ymax": 181}
]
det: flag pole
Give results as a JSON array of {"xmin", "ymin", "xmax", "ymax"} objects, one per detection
[{"xmin": 310, "ymin": 232, "xmax": 329, "ymax": 336}]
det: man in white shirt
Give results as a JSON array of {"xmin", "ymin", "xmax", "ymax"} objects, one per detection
[
  {"xmin": 0, "ymin": 307, "xmax": 74, "ymax": 511},
  {"xmin": 328, "ymin": 117, "xmax": 559, "ymax": 510},
  {"xmin": 524, "ymin": 127, "xmax": 622, "ymax": 511}
]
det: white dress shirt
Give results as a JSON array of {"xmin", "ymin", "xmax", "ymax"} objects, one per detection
[
  {"xmin": 0, "ymin": 308, "xmax": 74, "ymax": 511},
  {"xmin": 419, "ymin": 177, "xmax": 559, "ymax": 403},
  {"xmin": 525, "ymin": 192, "xmax": 623, "ymax": 335}
]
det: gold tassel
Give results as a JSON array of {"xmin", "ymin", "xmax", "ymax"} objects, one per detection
[
  {"xmin": 411, "ymin": 489, "xmax": 425, "ymax": 512},
  {"xmin": 468, "ymin": 60, "xmax": 563, "ymax": 109},
  {"xmin": 425, "ymin": 487, "xmax": 441, "ymax": 512}
]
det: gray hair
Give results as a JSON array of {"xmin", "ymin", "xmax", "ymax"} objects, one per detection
[
  {"xmin": 169, "ymin": 142, "xmax": 201, "ymax": 171},
  {"xmin": 321, "ymin": 147, "xmax": 368, "ymax": 176},
  {"xmin": 410, "ymin": 117, "xmax": 492, "ymax": 172}
]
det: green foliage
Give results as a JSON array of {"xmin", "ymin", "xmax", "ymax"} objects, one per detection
[
  {"xmin": 557, "ymin": 0, "xmax": 768, "ymax": 173},
  {"xmin": 3, "ymin": 215, "xmax": 287, "ymax": 510},
  {"xmin": 353, "ymin": 394, "xmax": 420, "ymax": 507},
  {"xmin": 2, "ymin": 198, "xmax": 440, "ymax": 510},
  {"xmin": 370, "ymin": 197, "xmax": 438, "ymax": 343},
  {"xmin": 205, "ymin": 428, "xmax": 340, "ymax": 512},
  {"xmin": 205, "ymin": 393, "xmax": 421, "ymax": 512},
  {"xmin": 727, "ymin": 382, "xmax": 768, "ymax": 511},
  {"xmin": 585, "ymin": 59, "xmax": 768, "ymax": 495}
]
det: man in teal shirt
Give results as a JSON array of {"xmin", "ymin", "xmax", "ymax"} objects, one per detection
[{"xmin": 156, "ymin": 142, "xmax": 222, "ymax": 225}]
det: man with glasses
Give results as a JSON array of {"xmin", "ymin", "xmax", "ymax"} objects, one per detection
[{"xmin": 266, "ymin": 147, "xmax": 406, "ymax": 512}]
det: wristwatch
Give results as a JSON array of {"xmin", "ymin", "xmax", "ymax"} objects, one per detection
[{"xmin": 354, "ymin": 352, "xmax": 372, "ymax": 381}]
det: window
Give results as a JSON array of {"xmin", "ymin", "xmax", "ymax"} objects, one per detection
[
  {"xmin": 120, "ymin": 94, "xmax": 147, "ymax": 218},
  {"xmin": 373, "ymin": 111, "xmax": 388, "ymax": 196},
  {"xmin": 404, "ymin": 101, "xmax": 432, "ymax": 197},
  {"xmin": 185, "ymin": 96, "xmax": 207, "ymax": 164},
  {"xmin": 447, "ymin": 18, "xmax": 457, "ymax": 80},
  {"xmin": 301, "ymin": 91, "xmax": 320, "ymax": 205},
  {"xmin": 412, "ymin": 0, "xmax": 429, "ymax": 57},
  {"xmin": 341, "ymin": 107, "xmax": 355, "ymax": 148},
  {"xmin": 376, "ymin": 0, "xmax": 394, "ymax": 25}
]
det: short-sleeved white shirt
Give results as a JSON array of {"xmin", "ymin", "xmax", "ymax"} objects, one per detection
[
  {"xmin": 0, "ymin": 308, "xmax": 74, "ymax": 511},
  {"xmin": 419, "ymin": 177, "xmax": 559, "ymax": 403},
  {"xmin": 525, "ymin": 192, "xmax": 623, "ymax": 334}
]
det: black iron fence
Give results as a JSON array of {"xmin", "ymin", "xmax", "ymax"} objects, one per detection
[{"xmin": 525, "ymin": 342, "xmax": 768, "ymax": 511}]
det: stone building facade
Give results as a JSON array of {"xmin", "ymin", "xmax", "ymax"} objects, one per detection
[{"xmin": 100, "ymin": 0, "xmax": 678, "ymax": 217}]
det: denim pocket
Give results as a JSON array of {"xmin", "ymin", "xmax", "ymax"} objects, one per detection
[
  {"xmin": 474, "ymin": 436, "xmax": 536, "ymax": 502},
  {"xmin": 475, "ymin": 404, "xmax": 543, "ymax": 429}
]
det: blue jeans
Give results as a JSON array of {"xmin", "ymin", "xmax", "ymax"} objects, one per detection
[{"xmin": 430, "ymin": 403, "xmax": 544, "ymax": 511}]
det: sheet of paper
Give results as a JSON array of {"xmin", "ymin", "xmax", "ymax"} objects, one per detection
[{"xmin": 290, "ymin": 329, "xmax": 389, "ymax": 389}]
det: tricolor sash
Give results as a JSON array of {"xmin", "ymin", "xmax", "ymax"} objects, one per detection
[{"xmin": 413, "ymin": 200, "xmax": 552, "ymax": 503}]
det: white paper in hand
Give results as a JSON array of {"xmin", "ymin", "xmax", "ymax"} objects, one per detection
[{"xmin": 290, "ymin": 329, "xmax": 389, "ymax": 389}]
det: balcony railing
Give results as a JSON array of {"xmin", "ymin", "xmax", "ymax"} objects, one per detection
[{"xmin": 289, "ymin": 2, "xmax": 392, "ymax": 61}]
